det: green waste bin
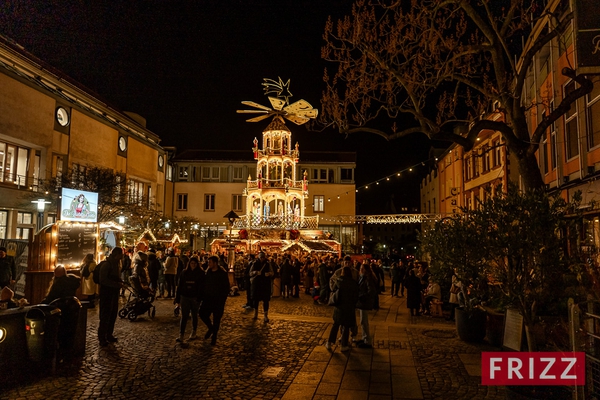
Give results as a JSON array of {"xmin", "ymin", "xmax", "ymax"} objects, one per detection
[{"xmin": 25, "ymin": 305, "xmax": 61, "ymax": 371}]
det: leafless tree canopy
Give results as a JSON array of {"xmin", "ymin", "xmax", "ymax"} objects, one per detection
[{"xmin": 320, "ymin": 0, "xmax": 593, "ymax": 189}]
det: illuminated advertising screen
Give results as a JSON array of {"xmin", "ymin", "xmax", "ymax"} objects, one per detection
[{"xmin": 60, "ymin": 188, "xmax": 98, "ymax": 222}]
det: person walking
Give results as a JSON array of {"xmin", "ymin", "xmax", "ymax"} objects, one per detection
[
  {"xmin": 324, "ymin": 266, "xmax": 359, "ymax": 352},
  {"xmin": 174, "ymin": 257, "xmax": 205, "ymax": 343},
  {"xmin": 164, "ymin": 249, "xmax": 178, "ymax": 298},
  {"xmin": 250, "ymin": 251, "xmax": 274, "ymax": 322},
  {"xmin": 147, "ymin": 249, "xmax": 162, "ymax": 296},
  {"xmin": 356, "ymin": 262, "xmax": 378, "ymax": 348},
  {"xmin": 390, "ymin": 261, "xmax": 403, "ymax": 297},
  {"xmin": 0, "ymin": 246, "xmax": 16, "ymax": 289},
  {"xmin": 80, "ymin": 253, "xmax": 97, "ymax": 306},
  {"xmin": 98, "ymin": 247, "xmax": 124, "ymax": 347},
  {"xmin": 242, "ymin": 254, "xmax": 255, "ymax": 309},
  {"xmin": 199, "ymin": 255, "xmax": 230, "ymax": 345}
]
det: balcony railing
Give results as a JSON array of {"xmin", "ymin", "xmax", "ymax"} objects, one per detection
[
  {"xmin": 233, "ymin": 214, "xmax": 318, "ymax": 230},
  {"xmin": 246, "ymin": 178, "xmax": 305, "ymax": 190}
]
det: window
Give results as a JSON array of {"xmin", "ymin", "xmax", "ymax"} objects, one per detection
[
  {"xmin": 128, "ymin": 180, "xmax": 144, "ymax": 206},
  {"xmin": 179, "ymin": 166, "xmax": 188, "ymax": 181},
  {"xmin": 201, "ymin": 166, "xmax": 220, "ymax": 182},
  {"xmin": 17, "ymin": 212, "xmax": 32, "ymax": 225},
  {"xmin": 0, "ymin": 210, "xmax": 9, "ymax": 239},
  {"xmin": 204, "ymin": 194, "xmax": 215, "ymax": 211},
  {"xmin": 312, "ymin": 168, "xmax": 331, "ymax": 183},
  {"xmin": 0, "ymin": 142, "xmax": 30, "ymax": 187},
  {"xmin": 464, "ymin": 158, "xmax": 470, "ymax": 181},
  {"xmin": 232, "ymin": 194, "xmax": 243, "ymax": 212},
  {"xmin": 177, "ymin": 194, "xmax": 188, "ymax": 211},
  {"xmin": 565, "ymin": 81, "xmax": 580, "ymax": 159},
  {"xmin": 483, "ymin": 146, "xmax": 491, "ymax": 173},
  {"xmin": 313, "ymin": 195, "xmax": 324, "ymax": 212},
  {"xmin": 550, "ymin": 101, "xmax": 557, "ymax": 170},
  {"xmin": 166, "ymin": 165, "xmax": 173, "ymax": 181},
  {"xmin": 587, "ymin": 83, "xmax": 600, "ymax": 149},
  {"xmin": 16, "ymin": 227, "xmax": 31, "ymax": 240},
  {"xmin": 542, "ymin": 133, "xmax": 549, "ymax": 174},
  {"xmin": 233, "ymin": 167, "xmax": 243, "ymax": 182},
  {"xmin": 340, "ymin": 168, "xmax": 353, "ymax": 183},
  {"xmin": 493, "ymin": 140, "xmax": 502, "ymax": 167}
]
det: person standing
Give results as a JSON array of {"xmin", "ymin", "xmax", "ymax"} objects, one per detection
[
  {"xmin": 174, "ymin": 257, "xmax": 205, "ymax": 343},
  {"xmin": 147, "ymin": 249, "xmax": 162, "ymax": 295},
  {"xmin": 356, "ymin": 263, "xmax": 378, "ymax": 348},
  {"xmin": 164, "ymin": 249, "xmax": 178, "ymax": 298},
  {"xmin": 279, "ymin": 254, "xmax": 293, "ymax": 298},
  {"xmin": 242, "ymin": 254, "xmax": 255, "ymax": 309},
  {"xmin": 291, "ymin": 256, "xmax": 301, "ymax": 297},
  {"xmin": 390, "ymin": 261, "xmax": 403, "ymax": 297},
  {"xmin": 0, "ymin": 246, "xmax": 16, "ymax": 289},
  {"xmin": 120, "ymin": 249, "xmax": 132, "ymax": 296},
  {"xmin": 324, "ymin": 266, "xmax": 359, "ymax": 352},
  {"xmin": 80, "ymin": 253, "xmax": 97, "ymax": 306},
  {"xmin": 98, "ymin": 247, "xmax": 124, "ymax": 347},
  {"xmin": 316, "ymin": 258, "xmax": 329, "ymax": 304},
  {"xmin": 250, "ymin": 251, "xmax": 274, "ymax": 322},
  {"xmin": 405, "ymin": 269, "xmax": 422, "ymax": 317},
  {"xmin": 199, "ymin": 255, "xmax": 230, "ymax": 345}
]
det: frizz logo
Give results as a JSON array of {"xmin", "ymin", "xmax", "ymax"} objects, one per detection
[{"xmin": 481, "ymin": 352, "xmax": 585, "ymax": 385}]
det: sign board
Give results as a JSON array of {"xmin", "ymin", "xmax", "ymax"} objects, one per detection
[
  {"xmin": 502, "ymin": 308, "xmax": 524, "ymax": 351},
  {"xmin": 576, "ymin": 0, "xmax": 600, "ymax": 74},
  {"xmin": 57, "ymin": 223, "xmax": 97, "ymax": 267},
  {"xmin": 60, "ymin": 188, "xmax": 98, "ymax": 222}
]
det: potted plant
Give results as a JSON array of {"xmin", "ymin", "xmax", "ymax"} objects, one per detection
[
  {"xmin": 423, "ymin": 184, "xmax": 582, "ymax": 351},
  {"xmin": 420, "ymin": 213, "xmax": 489, "ymax": 342}
]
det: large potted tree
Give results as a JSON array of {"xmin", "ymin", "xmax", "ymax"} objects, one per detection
[{"xmin": 420, "ymin": 213, "xmax": 489, "ymax": 342}]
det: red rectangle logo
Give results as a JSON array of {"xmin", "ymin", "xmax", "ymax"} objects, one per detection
[{"xmin": 481, "ymin": 352, "xmax": 585, "ymax": 385}]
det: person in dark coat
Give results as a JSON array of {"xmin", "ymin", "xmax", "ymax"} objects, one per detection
[
  {"xmin": 325, "ymin": 266, "xmax": 359, "ymax": 352},
  {"xmin": 146, "ymin": 249, "xmax": 161, "ymax": 293},
  {"xmin": 174, "ymin": 257, "xmax": 205, "ymax": 343},
  {"xmin": 250, "ymin": 252, "xmax": 274, "ymax": 322},
  {"xmin": 356, "ymin": 263, "xmax": 378, "ymax": 348},
  {"xmin": 405, "ymin": 269, "xmax": 422, "ymax": 316},
  {"xmin": 291, "ymin": 256, "xmax": 301, "ymax": 297},
  {"xmin": 0, "ymin": 246, "xmax": 16, "ymax": 289},
  {"xmin": 199, "ymin": 255, "xmax": 230, "ymax": 345},
  {"xmin": 279, "ymin": 255, "xmax": 293, "ymax": 298},
  {"xmin": 42, "ymin": 265, "xmax": 80, "ymax": 304},
  {"xmin": 98, "ymin": 247, "xmax": 124, "ymax": 347}
]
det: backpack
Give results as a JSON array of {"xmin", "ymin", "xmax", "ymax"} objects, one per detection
[{"xmin": 93, "ymin": 260, "xmax": 108, "ymax": 284}]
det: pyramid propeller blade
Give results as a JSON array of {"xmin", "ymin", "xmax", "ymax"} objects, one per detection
[
  {"xmin": 241, "ymin": 101, "xmax": 272, "ymax": 111},
  {"xmin": 246, "ymin": 114, "xmax": 273, "ymax": 122},
  {"xmin": 268, "ymin": 97, "xmax": 286, "ymax": 111}
]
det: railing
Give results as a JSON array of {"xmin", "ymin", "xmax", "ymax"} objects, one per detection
[
  {"xmin": 233, "ymin": 214, "xmax": 319, "ymax": 230},
  {"xmin": 255, "ymin": 149, "xmax": 299, "ymax": 160},
  {"xmin": 570, "ymin": 299, "xmax": 600, "ymax": 399},
  {"xmin": 246, "ymin": 178, "xmax": 305, "ymax": 190}
]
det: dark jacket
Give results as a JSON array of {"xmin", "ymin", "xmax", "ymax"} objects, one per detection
[
  {"xmin": 99, "ymin": 257, "xmax": 123, "ymax": 289},
  {"xmin": 279, "ymin": 259, "xmax": 292, "ymax": 285},
  {"xmin": 332, "ymin": 275, "xmax": 359, "ymax": 327},
  {"xmin": 250, "ymin": 258, "xmax": 273, "ymax": 302},
  {"xmin": 317, "ymin": 263, "xmax": 329, "ymax": 289},
  {"xmin": 356, "ymin": 273, "xmax": 378, "ymax": 310},
  {"xmin": 0, "ymin": 255, "xmax": 16, "ymax": 284},
  {"xmin": 405, "ymin": 273, "xmax": 422, "ymax": 309},
  {"xmin": 42, "ymin": 274, "xmax": 80, "ymax": 304},
  {"xmin": 203, "ymin": 266, "xmax": 230, "ymax": 307},
  {"xmin": 175, "ymin": 266, "xmax": 205, "ymax": 303},
  {"xmin": 147, "ymin": 253, "xmax": 161, "ymax": 283}
]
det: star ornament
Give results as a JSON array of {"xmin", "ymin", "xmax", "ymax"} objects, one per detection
[
  {"xmin": 237, "ymin": 79, "xmax": 318, "ymax": 126},
  {"xmin": 262, "ymin": 77, "xmax": 292, "ymax": 104}
]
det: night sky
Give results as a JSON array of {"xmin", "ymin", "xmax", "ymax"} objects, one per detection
[{"xmin": 0, "ymin": 0, "xmax": 434, "ymax": 214}]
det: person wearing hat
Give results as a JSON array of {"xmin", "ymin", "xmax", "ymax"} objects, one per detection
[
  {"xmin": 0, "ymin": 246, "xmax": 16, "ymax": 289},
  {"xmin": 42, "ymin": 265, "xmax": 80, "ymax": 304},
  {"xmin": 0, "ymin": 286, "xmax": 17, "ymax": 309},
  {"xmin": 98, "ymin": 247, "xmax": 125, "ymax": 347}
]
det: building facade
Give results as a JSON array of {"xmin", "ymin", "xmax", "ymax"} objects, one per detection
[{"xmin": 0, "ymin": 35, "xmax": 166, "ymax": 241}]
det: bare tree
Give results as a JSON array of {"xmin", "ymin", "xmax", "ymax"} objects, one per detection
[{"xmin": 320, "ymin": 0, "xmax": 594, "ymax": 189}]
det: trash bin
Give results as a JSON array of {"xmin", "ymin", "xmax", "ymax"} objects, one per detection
[
  {"xmin": 25, "ymin": 305, "xmax": 61, "ymax": 371},
  {"xmin": 49, "ymin": 297, "xmax": 81, "ymax": 360}
]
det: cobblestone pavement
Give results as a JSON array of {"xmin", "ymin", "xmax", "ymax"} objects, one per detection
[{"xmin": 2, "ymin": 291, "xmax": 505, "ymax": 399}]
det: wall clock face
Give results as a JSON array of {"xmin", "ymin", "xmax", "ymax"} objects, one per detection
[
  {"xmin": 118, "ymin": 136, "xmax": 127, "ymax": 151},
  {"xmin": 158, "ymin": 155, "xmax": 164, "ymax": 167},
  {"xmin": 56, "ymin": 107, "xmax": 70, "ymax": 126}
]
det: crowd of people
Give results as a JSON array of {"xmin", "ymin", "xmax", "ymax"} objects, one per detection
[{"xmin": 71, "ymin": 245, "xmax": 456, "ymax": 351}]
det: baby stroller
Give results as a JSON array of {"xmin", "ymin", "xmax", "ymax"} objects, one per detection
[{"xmin": 118, "ymin": 276, "xmax": 156, "ymax": 321}]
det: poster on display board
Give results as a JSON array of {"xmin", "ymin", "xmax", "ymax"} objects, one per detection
[{"xmin": 60, "ymin": 188, "xmax": 98, "ymax": 222}]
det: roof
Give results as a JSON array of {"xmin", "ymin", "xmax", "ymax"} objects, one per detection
[
  {"xmin": 281, "ymin": 240, "xmax": 337, "ymax": 253},
  {"xmin": 171, "ymin": 149, "xmax": 356, "ymax": 164}
]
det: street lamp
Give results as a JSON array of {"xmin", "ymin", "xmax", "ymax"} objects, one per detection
[
  {"xmin": 118, "ymin": 215, "xmax": 125, "ymax": 224},
  {"xmin": 31, "ymin": 198, "xmax": 51, "ymax": 232},
  {"xmin": 223, "ymin": 210, "xmax": 239, "ymax": 270}
]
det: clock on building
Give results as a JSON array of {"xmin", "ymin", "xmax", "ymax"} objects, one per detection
[
  {"xmin": 56, "ymin": 107, "xmax": 70, "ymax": 126},
  {"xmin": 158, "ymin": 154, "xmax": 164, "ymax": 168},
  {"xmin": 118, "ymin": 136, "xmax": 127, "ymax": 152}
]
